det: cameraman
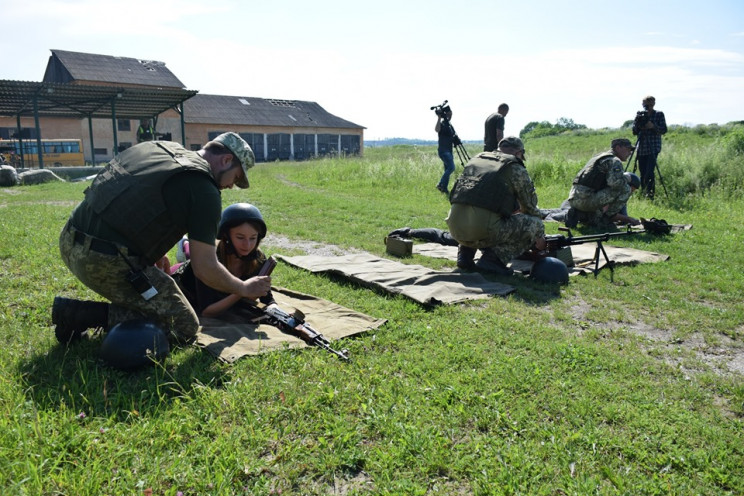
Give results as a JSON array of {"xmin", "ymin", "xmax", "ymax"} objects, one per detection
[
  {"xmin": 434, "ymin": 106, "xmax": 456, "ymax": 194},
  {"xmin": 632, "ymin": 95, "xmax": 667, "ymax": 199}
]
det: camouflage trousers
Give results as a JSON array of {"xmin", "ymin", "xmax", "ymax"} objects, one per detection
[
  {"xmin": 568, "ymin": 184, "xmax": 631, "ymax": 220},
  {"xmin": 446, "ymin": 204, "xmax": 545, "ymax": 265},
  {"xmin": 59, "ymin": 222, "xmax": 199, "ymax": 340}
]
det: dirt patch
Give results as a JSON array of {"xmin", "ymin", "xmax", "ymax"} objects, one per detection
[
  {"xmin": 263, "ymin": 233, "xmax": 364, "ymax": 257},
  {"xmin": 567, "ymin": 294, "xmax": 743, "ymax": 378}
]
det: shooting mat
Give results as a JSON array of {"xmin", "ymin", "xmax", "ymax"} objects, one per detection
[
  {"xmin": 196, "ymin": 287, "xmax": 387, "ymax": 363},
  {"xmin": 413, "ymin": 242, "xmax": 670, "ymax": 276},
  {"xmin": 275, "ymin": 253, "xmax": 516, "ymax": 305}
]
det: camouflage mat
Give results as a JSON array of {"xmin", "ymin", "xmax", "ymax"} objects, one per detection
[
  {"xmin": 276, "ymin": 253, "xmax": 516, "ymax": 305},
  {"xmin": 196, "ymin": 287, "xmax": 387, "ymax": 363},
  {"xmin": 413, "ymin": 243, "xmax": 670, "ymax": 276}
]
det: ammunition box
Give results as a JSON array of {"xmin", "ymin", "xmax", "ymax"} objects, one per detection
[
  {"xmin": 553, "ymin": 246, "xmax": 574, "ymax": 267},
  {"xmin": 385, "ymin": 236, "xmax": 413, "ymax": 257}
]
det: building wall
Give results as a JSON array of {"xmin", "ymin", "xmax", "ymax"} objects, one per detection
[{"xmin": 1, "ymin": 111, "xmax": 364, "ymax": 164}]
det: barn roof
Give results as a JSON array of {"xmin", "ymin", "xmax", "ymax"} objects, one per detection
[
  {"xmin": 44, "ymin": 49, "xmax": 186, "ymax": 88},
  {"xmin": 184, "ymin": 94, "xmax": 364, "ymax": 130}
]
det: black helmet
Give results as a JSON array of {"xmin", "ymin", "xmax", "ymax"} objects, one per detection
[
  {"xmin": 530, "ymin": 257, "xmax": 569, "ymax": 285},
  {"xmin": 100, "ymin": 320, "xmax": 170, "ymax": 370},
  {"xmin": 624, "ymin": 172, "xmax": 641, "ymax": 189},
  {"xmin": 217, "ymin": 203, "xmax": 267, "ymax": 240}
]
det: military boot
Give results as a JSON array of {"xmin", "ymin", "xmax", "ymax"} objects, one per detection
[
  {"xmin": 456, "ymin": 245, "xmax": 477, "ymax": 270},
  {"xmin": 52, "ymin": 296, "xmax": 109, "ymax": 344},
  {"xmin": 475, "ymin": 248, "xmax": 514, "ymax": 276},
  {"xmin": 564, "ymin": 207, "xmax": 579, "ymax": 229}
]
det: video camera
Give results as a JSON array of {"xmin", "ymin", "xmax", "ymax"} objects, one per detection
[
  {"xmin": 634, "ymin": 110, "xmax": 650, "ymax": 127},
  {"xmin": 430, "ymin": 100, "xmax": 451, "ymax": 118}
]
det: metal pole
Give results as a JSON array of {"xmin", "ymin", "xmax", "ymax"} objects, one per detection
[
  {"xmin": 33, "ymin": 96, "xmax": 44, "ymax": 169},
  {"xmin": 15, "ymin": 114, "xmax": 24, "ymax": 168},
  {"xmin": 180, "ymin": 103, "xmax": 186, "ymax": 145},
  {"xmin": 111, "ymin": 99, "xmax": 119, "ymax": 156},
  {"xmin": 88, "ymin": 115, "xmax": 95, "ymax": 165}
]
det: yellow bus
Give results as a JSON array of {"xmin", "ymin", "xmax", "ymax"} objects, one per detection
[{"xmin": 0, "ymin": 138, "xmax": 85, "ymax": 167}]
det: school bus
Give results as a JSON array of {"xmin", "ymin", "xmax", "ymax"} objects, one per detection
[{"xmin": 0, "ymin": 138, "xmax": 85, "ymax": 167}]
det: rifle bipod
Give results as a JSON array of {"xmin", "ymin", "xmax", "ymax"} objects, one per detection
[{"xmin": 590, "ymin": 239, "xmax": 616, "ymax": 282}]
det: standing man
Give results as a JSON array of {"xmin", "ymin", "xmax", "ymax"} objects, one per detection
[
  {"xmin": 435, "ymin": 106, "xmax": 456, "ymax": 194},
  {"xmin": 446, "ymin": 136, "xmax": 546, "ymax": 275},
  {"xmin": 137, "ymin": 119, "xmax": 155, "ymax": 143},
  {"xmin": 632, "ymin": 96, "xmax": 667, "ymax": 199},
  {"xmin": 483, "ymin": 103, "xmax": 510, "ymax": 152},
  {"xmin": 564, "ymin": 138, "xmax": 641, "ymax": 228},
  {"xmin": 53, "ymin": 132, "xmax": 271, "ymax": 345}
]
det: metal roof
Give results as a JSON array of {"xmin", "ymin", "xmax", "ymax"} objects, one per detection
[
  {"xmin": 184, "ymin": 94, "xmax": 365, "ymax": 130},
  {"xmin": 0, "ymin": 80, "xmax": 197, "ymax": 120},
  {"xmin": 44, "ymin": 49, "xmax": 186, "ymax": 88}
]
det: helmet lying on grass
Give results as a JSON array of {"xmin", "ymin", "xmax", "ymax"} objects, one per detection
[
  {"xmin": 100, "ymin": 320, "xmax": 170, "ymax": 370},
  {"xmin": 530, "ymin": 257, "xmax": 569, "ymax": 285}
]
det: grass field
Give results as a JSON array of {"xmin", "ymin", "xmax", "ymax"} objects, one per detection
[{"xmin": 1, "ymin": 127, "xmax": 743, "ymax": 495}]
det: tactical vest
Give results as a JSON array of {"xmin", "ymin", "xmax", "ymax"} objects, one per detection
[
  {"xmin": 84, "ymin": 141, "xmax": 218, "ymax": 264},
  {"xmin": 449, "ymin": 152, "xmax": 520, "ymax": 216},
  {"xmin": 573, "ymin": 151, "xmax": 614, "ymax": 191}
]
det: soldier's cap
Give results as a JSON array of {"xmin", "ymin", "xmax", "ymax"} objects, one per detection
[
  {"xmin": 611, "ymin": 138, "xmax": 635, "ymax": 150},
  {"xmin": 213, "ymin": 132, "xmax": 255, "ymax": 189},
  {"xmin": 498, "ymin": 136, "xmax": 526, "ymax": 159}
]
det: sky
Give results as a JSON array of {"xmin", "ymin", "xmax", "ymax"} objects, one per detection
[{"xmin": 1, "ymin": 0, "xmax": 743, "ymax": 141}]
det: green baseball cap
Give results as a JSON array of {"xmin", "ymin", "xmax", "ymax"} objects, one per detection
[
  {"xmin": 498, "ymin": 136, "xmax": 525, "ymax": 151},
  {"xmin": 213, "ymin": 132, "xmax": 255, "ymax": 189},
  {"xmin": 611, "ymin": 138, "xmax": 635, "ymax": 150}
]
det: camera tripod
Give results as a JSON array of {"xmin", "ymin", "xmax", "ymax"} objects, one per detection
[
  {"xmin": 624, "ymin": 136, "xmax": 668, "ymax": 198},
  {"xmin": 443, "ymin": 117, "xmax": 470, "ymax": 166}
]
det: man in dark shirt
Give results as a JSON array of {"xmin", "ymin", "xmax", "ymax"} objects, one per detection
[
  {"xmin": 483, "ymin": 103, "xmax": 510, "ymax": 152},
  {"xmin": 632, "ymin": 96, "xmax": 667, "ymax": 199},
  {"xmin": 53, "ymin": 133, "xmax": 270, "ymax": 345}
]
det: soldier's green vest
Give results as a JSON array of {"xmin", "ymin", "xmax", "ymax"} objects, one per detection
[
  {"xmin": 573, "ymin": 151, "xmax": 614, "ymax": 191},
  {"xmin": 84, "ymin": 141, "xmax": 218, "ymax": 264},
  {"xmin": 449, "ymin": 152, "xmax": 520, "ymax": 217}
]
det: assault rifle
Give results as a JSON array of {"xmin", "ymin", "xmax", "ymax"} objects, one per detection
[
  {"xmin": 245, "ymin": 256, "xmax": 350, "ymax": 361},
  {"xmin": 262, "ymin": 304, "xmax": 350, "ymax": 361}
]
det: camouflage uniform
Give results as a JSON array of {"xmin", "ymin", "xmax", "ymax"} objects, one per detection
[
  {"xmin": 59, "ymin": 221, "xmax": 199, "ymax": 338},
  {"xmin": 568, "ymin": 151, "xmax": 631, "ymax": 226},
  {"xmin": 446, "ymin": 151, "xmax": 544, "ymax": 265}
]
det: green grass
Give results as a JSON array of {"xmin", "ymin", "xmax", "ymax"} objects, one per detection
[{"xmin": 1, "ymin": 129, "xmax": 743, "ymax": 494}]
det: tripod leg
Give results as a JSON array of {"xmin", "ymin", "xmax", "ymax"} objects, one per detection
[{"xmin": 655, "ymin": 162, "xmax": 668, "ymax": 197}]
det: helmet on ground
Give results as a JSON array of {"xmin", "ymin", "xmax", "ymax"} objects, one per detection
[
  {"xmin": 530, "ymin": 257, "xmax": 569, "ymax": 285},
  {"xmin": 624, "ymin": 172, "xmax": 641, "ymax": 189},
  {"xmin": 100, "ymin": 320, "xmax": 170, "ymax": 370},
  {"xmin": 217, "ymin": 203, "xmax": 266, "ymax": 240}
]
